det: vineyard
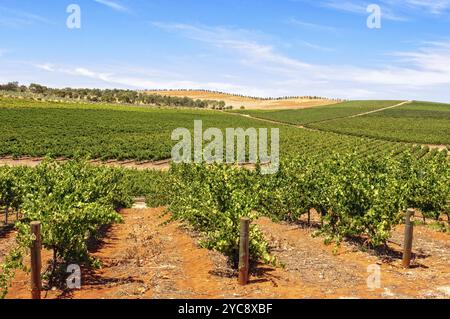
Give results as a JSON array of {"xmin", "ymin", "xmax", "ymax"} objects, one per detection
[
  {"xmin": 231, "ymin": 100, "xmax": 403, "ymax": 125},
  {"xmin": 0, "ymin": 97, "xmax": 278, "ymax": 160},
  {"xmin": 232, "ymin": 100, "xmax": 450, "ymax": 147},
  {"xmin": 310, "ymin": 101, "xmax": 450, "ymax": 145},
  {"xmin": 165, "ymin": 151, "xmax": 449, "ymax": 264},
  {"xmin": 1, "ymin": 96, "xmax": 446, "ymax": 162},
  {"xmin": 0, "ymin": 96, "xmax": 449, "ymax": 299},
  {"xmin": 1, "ymin": 153, "xmax": 449, "ymax": 298}
]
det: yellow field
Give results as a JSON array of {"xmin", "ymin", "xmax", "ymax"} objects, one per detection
[{"xmin": 144, "ymin": 90, "xmax": 338, "ymax": 110}]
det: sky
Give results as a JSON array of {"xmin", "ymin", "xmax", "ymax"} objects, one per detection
[{"xmin": 1, "ymin": 0, "xmax": 450, "ymax": 102}]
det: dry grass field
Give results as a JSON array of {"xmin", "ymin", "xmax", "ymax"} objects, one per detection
[{"xmin": 144, "ymin": 90, "xmax": 338, "ymax": 110}]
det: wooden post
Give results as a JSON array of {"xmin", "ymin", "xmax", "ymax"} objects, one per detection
[
  {"xmin": 238, "ymin": 218, "xmax": 250, "ymax": 285},
  {"xmin": 307, "ymin": 209, "xmax": 311, "ymax": 227},
  {"xmin": 30, "ymin": 221, "xmax": 42, "ymax": 300},
  {"xmin": 4, "ymin": 207, "xmax": 8, "ymax": 225},
  {"xmin": 402, "ymin": 209, "xmax": 415, "ymax": 269}
]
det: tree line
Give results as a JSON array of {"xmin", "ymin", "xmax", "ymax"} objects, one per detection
[{"xmin": 0, "ymin": 82, "xmax": 229, "ymax": 109}]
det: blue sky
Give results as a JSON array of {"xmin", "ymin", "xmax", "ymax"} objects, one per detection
[{"xmin": 1, "ymin": 0, "xmax": 450, "ymax": 102}]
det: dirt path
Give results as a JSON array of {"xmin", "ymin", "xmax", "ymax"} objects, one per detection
[
  {"xmin": 0, "ymin": 157, "xmax": 171, "ymax": 171},
  {"xmin": 424, "ymin": 144, "xmax": 448, "ymax": 151},
  {"xmin": 349, "ymin": 101, "xmax": 412, "ymax": 118},
  {"xmin": 0, "ymin": 157, "xmax": 267, "ymax": 171},
  {"xmin": 4, "ymin": 208, "xmax": 449, "ymax": 299},
  {"xmin": 5, "ymin": 208, "xmax": 284, "ymax": 299},
  {"xmin": 257, "ymin": 217, "xmax": 450, "ymax": 299},
  {"xmin": 223, "ymin": 110, "xmax": 320, "ymax": 132}
]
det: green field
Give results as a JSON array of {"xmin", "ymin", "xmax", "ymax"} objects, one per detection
[
  {"xmin": 230, "ymin": 100, "xmax": 402, "ymax": 125},
  {"xmin": 0, "ymin": 97, "xmax": 282, "ymax": 160},
  {"xmin": 0, "ymin": 97, "xmax": 439, "ymax": 162},
  {"xmin": 310, "ymin": 101, "xmax": 450, "ymax": 145}
]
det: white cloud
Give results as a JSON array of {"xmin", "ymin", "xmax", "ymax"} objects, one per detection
[
  {"xmin": 391, "ymin": 42, "xmax": 450, "ymax": 75},
  {"xmin": 322, "ymin": 0, "xmax": 408, "ymax": 21},
  {"xmin": 0, "ymin": 6, "xmax": 51, "ymax": 27},
  {"xmin": 155, "ymin": 23, "xmax": 450, "ymax": 84},
  {"xmin": 286, "ymin": 18, "xmax": 338, "ymax": 33},
  {"xmin": 152, "ymin": 22, "xmax": 314, "ymax": 73},
  {"xmin": 316, "ymin": 0, "xmax": 450, "ymax": 18},
  {"xmin": 35, "ymin": 63, "xmax": 55, "ymax": 72},
  {"xmin": 32, "ymin": 63, "xmax": 248, "ymax": 93},
  {"xmin": 93, "ymin": 0, "xmax": 129, "ymax": 12},
  {"xmin": 386, "ymin": 0, "xmax": 450, "ymax": 14},
  {"xmin": 3, "ymin": 23, "xmax": 450, "ymax": 102},
  {"xmin": 152, "ymin": 23, "xmax": 450, "ymax": 100},
  {"xmin": 298, "ymin": 40, "xmax": 335, "ymax": 52}
]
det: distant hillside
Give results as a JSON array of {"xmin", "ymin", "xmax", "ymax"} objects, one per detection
[{"xmin": 144, "ymin": 90, "xmax": 341, "ymax": 110}]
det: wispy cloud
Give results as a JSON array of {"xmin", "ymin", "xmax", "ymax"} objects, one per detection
[
  {"xmin": 383, "ymin": 0, "xmax": 450, "ymax": 14},
  {"xmin": 390, "ymin": 41, "xmax": 450, "ymax": 75},
  {"xmin": 152, "ymin": 22, "xmax": 313, "ymax": 74},
  {"xmin": 33, "ymin": 62, "xmax": 248, "ymax": 93},
  {"xmin": 35, "ymin": 63, "xmax": 55, "ymax": 72},
  {"xmin": 286, "ymin": 18, "xmax": 338, "ymax": 33},
  {"xmin": 322, "ymin": 0, "xmax": 408, "ymax": 21},
  {"xmin": 152, "ymin": 23, "xmax": 450, "ymax": 99},
  {"xmin": 5, "ymin": 22, "xmax": 450, "ymax": 101},
  {"xmin": 310, "ymin": 0, "xmax": 450, "ymax": 19},
  {"xmin": 0, "ymin": 6, "xmax": 51, "ymax": 27},
  {"xmin": 93, "ymin": 0, "xmax": 129, "ymax": 12},
  {"xmin": 298, "ymin": 40, "xmax": 335, "ymax": 52}
]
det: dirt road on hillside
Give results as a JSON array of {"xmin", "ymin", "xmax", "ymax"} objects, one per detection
[{"xmin": 349, "ymin": 101, "xmax": 412, "ymax": 118}]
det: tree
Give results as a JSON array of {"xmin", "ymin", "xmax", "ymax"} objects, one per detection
[
  {"xmin": 29, "ymin": 83, "xmax": 47, "ymax": 94},
  {"xmin": 0, "ymin": 82, "xmax": 19, "ymax": 92}
]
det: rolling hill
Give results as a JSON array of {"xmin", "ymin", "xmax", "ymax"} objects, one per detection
[{"xmin": 144, "ymin": 90, "xmax": 339, "ymax": 110}]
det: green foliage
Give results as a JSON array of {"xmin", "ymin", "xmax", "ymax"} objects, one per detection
[
  {"xmin": 15, "ymin": 160, "xmax": 130, "ymax": 263},
  {"xmin": 319, "ymin": 153, "xmax": 406, "ymax": 246},
  {"xmin": 397, "ymin": 151, "xmax": 450, "ymax": 219},
  {"xmin": 0, "ymin": 167, "xmax": 15, "ymax": 212},
  {"xmin": 122, "ymin": 169, "xmax": 170, "ymax": 207},
  {"xmin": 168, "ymin": 163, "xmax": 274, "ymax": 265},
  {"xmin": 0, "ymin": 159, "xmax": 132, "ymax": 298},
  {"xmin": 258, "ymin": 152, "xmax": 449, "ymax": 247},
  {"xmin": 0, "ymin": 247, "xmax": 25, "ymax": 299},
  {"xmin": 0, "ymin": 166, "xmax": 31, "ymax": 224},
  {"xmin": 258, "ymin": 157, "xmax": 330, "ymax": 222}
]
